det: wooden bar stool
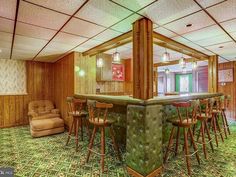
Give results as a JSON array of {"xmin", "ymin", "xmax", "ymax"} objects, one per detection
[
  {"xmin": 164, "ymin": 100, "xmax": 200, "ymax": 176},
  {"xmin": 65, "ymin": 97, "xmax": 90, "ymax": 151},
  {"xmin": 211, "ymin": 97, "xmax": 224, "ymax": 146},
  {"xmin": 219, "ymin": 95, "xmax": 231, "ymax": 137},
  {"xmin": 86, "ymin": 101, "xmax": 121, "ymax": 173},
  {"xmin": 193, "ymin": 98, "xmax": 214, "ymax": 159}
]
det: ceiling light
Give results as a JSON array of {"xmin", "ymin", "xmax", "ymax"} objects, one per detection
[
  {"xmin": 78, "ymin": 69, "xmax": 85, "ymax": 77},
  {"xmin": 192, "ymin": 61, "xmax": 197, "ymax": 70},
  {"xmin": 97, "ymin": 54, "xmax": 104, "ymax": 68},
  {"xmin": 179, "ymin": 57, "xmax": 186, "ymax": 67},
  {"xmin": 162, "ymin": 49, "xmax": 170, "ymax": 63},
  {"xmin": 112, "ymin": 48, "xmax": 121, "ymax": 63},
  {"xmin": 165, "ymin": 68, "xmax": 170, "ymax": 74},
  {"xmin": 186, "ymin": 24, "xmax": 192, "ymax": 27}
]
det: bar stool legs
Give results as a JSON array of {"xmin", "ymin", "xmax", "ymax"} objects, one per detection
[
  {"xmin": 66, "ymin": 118, "xmax": 75, "ymax": 146},
  {"xmin": 86, "ymin": 126, "xmax": 121, "ymax": 173},
  {"xmin": 164, "ymin": 127, "xmax": 200, "ymax": 176},
  {"xmin": 222, "ymin": 111, "xmax": 231, "ymax": 135}
]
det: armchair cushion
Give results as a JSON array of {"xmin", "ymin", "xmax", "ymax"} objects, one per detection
[
  {"xmin": 51, "ymin": 109, "xmax": 60, "ymax": 114},
  {"xmin": 31, "ymin": 117, "xmax": 64, "ymax": 131}
]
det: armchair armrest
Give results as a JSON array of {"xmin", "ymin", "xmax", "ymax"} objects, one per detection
[
  {"xmin": 51, "ymin": 109, "xmax": 60, "ymax": 114},
  {"xmin": 28, "ymin": 111, "xmax": 39, "ymax": 121}
]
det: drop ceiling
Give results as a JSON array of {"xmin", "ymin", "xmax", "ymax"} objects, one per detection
[{"xmin": 0, "ymin": 0, "xmax": 235, "ymax": 63}]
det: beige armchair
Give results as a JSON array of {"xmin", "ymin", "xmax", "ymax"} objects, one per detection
[{"xmin": 28, "ymin": 100, "xmax": 64, "ymax": 137}]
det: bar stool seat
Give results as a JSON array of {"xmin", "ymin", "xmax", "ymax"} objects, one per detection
[
  {"xmin": 69, "ymin": 110, "xmax": 88, "ymax": 117},
  {"xmin": 89, "ymin": 118, "xmax": 115, "ymax": 126},
  {"xmin": 172, "ymin": 118, "xmax": 197, "ymax": 127},
  {"xmin": 197, "ymin": 113, "xmax": 212, "ymax": 120}
]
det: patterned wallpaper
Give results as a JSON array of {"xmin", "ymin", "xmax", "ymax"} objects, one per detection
[{"xmin": 0, "ymin": 59, "xmax": 27, "ymax": 95}]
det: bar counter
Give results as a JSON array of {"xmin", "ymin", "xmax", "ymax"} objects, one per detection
[{"xmin": 74, "ymin": 92, "xmax": 222, "ymax": 177}]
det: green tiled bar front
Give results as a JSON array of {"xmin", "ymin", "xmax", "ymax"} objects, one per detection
[{"xmin": 75, "ymin": 93, "xmax": 222, "ymax": 176}]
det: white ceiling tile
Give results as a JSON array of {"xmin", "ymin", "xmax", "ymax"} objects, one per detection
[
  {"xmin": 111, "ymin": 14, "xmax": 142, "ymax": 33},
  {"xmin": 164, "ymin": 11, "xmax": 215, "ymax": 35},
  {"xmin": 172, "ymin": 36, "xmax": 191, "ymax": 44},
  {"xmin": 218, "ymin": 57, "xmax": 229, "ymax": 63},
  {"xmin": 40, "ymin": 41, "xmax": 74, "ymax": 54},
  {"xmin": 13, "ymin": 35, "xmax": 48, "ymax": 55},
  {"xmin": 18, "ymin": 1, "xmax": 69, "ymax": 30},
  {"xmin": 0, "ymin": 17, "xmax": 14, "ymax": 33},
  {"xmin": 26, "ymin": 0, "xmax": 86, "ymax": 15},
  {"xmin": 93, "ymin": 29, "xmax": 122, "ymax": 42},
  {"xmin": 0, "ymin": 0, "xmax": 16, "ymax": 20},
  {"xmin": 205, "ymin": 41, "xmax": 236, "ymax": 57},
  {"xmin": 112, "ymin": 0, "xmax": 156, "ymax": 11},
  {"xmin": 139, "ymin": 0, "xmax": 201, "ymax": 25},
  {"xmin": 73, "ymin": 46, "xmax": 88, "ymax": 52},
  {"xmin": 221, "ymin": 19, "xmax": 236, "ymax": 33},
  {"xmin": 75, "ymin": 0, "xmax": 132, "ymax": 27},
  {"xmin": 62, "ymin": 17, "xmax": 105, "ymax": 38},
  {"xmin": 230, "ymin": 31, "xmax": 236, "ymax": 40},
  {"xmin": 53, "ymin": 32, "xmax": 88, "ymax": 46},
  {"xmin": 16, "ymin": 22, "xmax": 57, "ymax": 40},
  {"xmin": 0, "ymin": 48, "xmax": 11, "ymax": 59},
  {"xmin": 181, "ymin": 25, "xmax": 225, "ymax": 41},
  {"xmin": 207, "ymin": 0, "xmax": 236, "ymax": 22},
  {"xmin": 196, "ymin": 0, "xmax": 225, "ymax": 8},
  {"xmin": 154, "ymin": 27, "xmax": 177, "ymax": 38},
  {"xmin": 0, "ymin": 32, "xmax": 13, "ymax": 48},
  {"xmin": 194, "ymin": 34, "xmax": 232, "ymax": 47},
  {"xmin": 197, "ymin": 49, "xmax": 215, "ymax": 55},
  {"xmin": 12, "ymin": 49, "xmax": 37, "ymax": 60}
]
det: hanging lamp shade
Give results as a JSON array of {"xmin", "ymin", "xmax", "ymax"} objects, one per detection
[
  {"xmin": 112, "ymin": 51, "xmax": 121, "ymax": 63},
  {"xmin": 192, "ymin": 61, "xmax": 197, "ymax": 69},
  {"xmin": 165, "ymin": 68, "xmax": 170, "ymax": 74},
  {"xmin": 97, "ymin": 57, "xmax": 104, "ymax": 67},
  {"xmin": 162, "ymin": 52, "xmax": 170, "ymax": 63}
]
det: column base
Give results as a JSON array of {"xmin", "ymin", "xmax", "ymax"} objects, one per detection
[{"xmin": 127, "ymin": 166, "xmax": 162, "ymax": 177}]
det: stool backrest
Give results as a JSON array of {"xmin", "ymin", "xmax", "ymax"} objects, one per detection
[
  {"xmin": 220, "ymin": 95, "xmax": 231, "ymax": 110},
  {"xmin": 200, "ymin": 98, "xmax": 214, "ymax": 116},
  {"xmin": 67, "ymin": 97, "xmax": 86, "ymax": 115},
  {"xmin": 87, "ymin": 100, "xmax": 113, "ymax": 123},
  {"xmin": 172, "ymin": 100, "xmax": 199, "ymax": 123}
]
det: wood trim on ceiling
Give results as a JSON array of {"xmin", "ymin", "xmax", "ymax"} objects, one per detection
[
  {"xmin": 193, "ymin": 0, "xmax": 236, "ymax": 44},
  {"xmin": 82, "ymin": 31, "xmax": 132, "ymax": 56},
  {"xmin": 31, "ymin": 0, "xmax": 89, "ymax": 61},
  {"xmin": 10, "ymin": 0, "xmax": 20, "ymax": 59}
]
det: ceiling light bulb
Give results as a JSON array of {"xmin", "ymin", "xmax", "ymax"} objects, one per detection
[
  {"xmin": 165, "ymin": 68, "xmax": 170, "ymax": 74},
  {"xmin": 162, "ymin": 52, "xmax": 170, "ymax": 63},
  {"xmin": 112, "ymin": 51, "xmax": 121, "ymax": 63},
  {"xmin": 78, "ymin": 69, "xmax": 85, "ymax": 77},
  {"xmin": 192, "ymin": 61, "xmax": 197, "ymax": 69},
  {"xmin": 97, "ymin": 57, "xmax": 104, "ymax": 67}
]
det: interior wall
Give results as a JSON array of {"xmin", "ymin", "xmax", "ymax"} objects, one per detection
[
  {"xmin": 218, "ymin": 61, "xmax": 236, "ymax": 120},
  {"xmin": 74, "ymin": 52, "xmax": 96, "ymax": 94},
  {"xmin": 52, "ymin": 52, "xmax": 74, "ymax": 127},
  {"xmin": 0, "ymin": 61, "xmax": 54, "ymax": 128}
]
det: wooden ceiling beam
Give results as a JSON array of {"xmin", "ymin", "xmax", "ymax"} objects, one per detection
[
  {"xmin": 153, "ymin": 57, "xmax": 208, "ymax": 67},
  {"xmin": 153, "ymin": 32, "xmax": 209, "ymax": 60},
  {"xmin": 82, "ymin": 31, "xmax": 132, "ymax": 56}
]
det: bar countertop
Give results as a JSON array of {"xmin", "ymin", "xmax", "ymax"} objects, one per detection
[{"xmin": 74, "ymin": 92, "xmax": 223, "ymax": 106}]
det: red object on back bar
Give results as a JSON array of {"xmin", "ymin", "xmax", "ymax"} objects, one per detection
[{"xmin": 112, "ymin": 63, "xmax": 124, "ymax": 81}]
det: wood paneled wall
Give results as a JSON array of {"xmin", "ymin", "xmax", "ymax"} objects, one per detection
[
  {"xmin": 52, "ymin": 52, "xmax": 74, "ymax": 127},
  {"xmin": 218, "ymin": 61, "xmax": 236, "ymax": 120},
  {"xmin": 0, "ymin": 61, "xmax": 54, "ymax": 128},
  {"xmin": 74, "ymin": 52, "xmax": 96, "ymax": 94}
]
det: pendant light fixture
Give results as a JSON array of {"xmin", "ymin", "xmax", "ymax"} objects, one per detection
[
  {"xmin": 112, "ymin": 48, "xmax": 121, "ymax": 63},
  {"xmin": 162, "ymin": 48, "xmax": 170, "ymax": 63},
  {"xmin": 97, "ymin": 53, "xmax": 104, "ymax": 68},
  {"xmin": 179, "ymin": 54, "xmax": 186, "ymax": 68},
  {"xmin": 165, "ymin": 68, "xmax": 170, "ymax": 74},
  {"xmin": 192, "ymin": 60, "xmax": 197, "ymax": 70}
]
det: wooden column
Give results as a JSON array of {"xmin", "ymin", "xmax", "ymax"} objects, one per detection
[
  {"xmin": 133, "ymin": 18, "xmax": 153, "ymax": 99},
  {"xmin": 208, "ymin": 55, "xmax": 218, "ymax": 93}
]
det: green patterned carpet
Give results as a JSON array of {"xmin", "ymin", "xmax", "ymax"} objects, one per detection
[{"xmin": 0, "ymin": 122, "xmax": 236, "ymax": 177}]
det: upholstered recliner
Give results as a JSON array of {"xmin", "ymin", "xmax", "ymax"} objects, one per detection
[{"xmin": 28, "ymin": 100, "xmax": 64, "ymax": 137}]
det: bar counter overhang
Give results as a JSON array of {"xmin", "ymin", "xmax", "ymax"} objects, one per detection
[{"xmin": 74, "ymin": 92, "xmax": 222, "ymax": 177}]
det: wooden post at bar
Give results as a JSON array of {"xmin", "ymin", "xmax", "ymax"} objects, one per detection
[
  {"xmin": 133, "ymin": 18, "xmax": 153, "ymax": 99},
  {"xmin": 208, "ymin": 55, "xmax": 218, "ymax": 93}
]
